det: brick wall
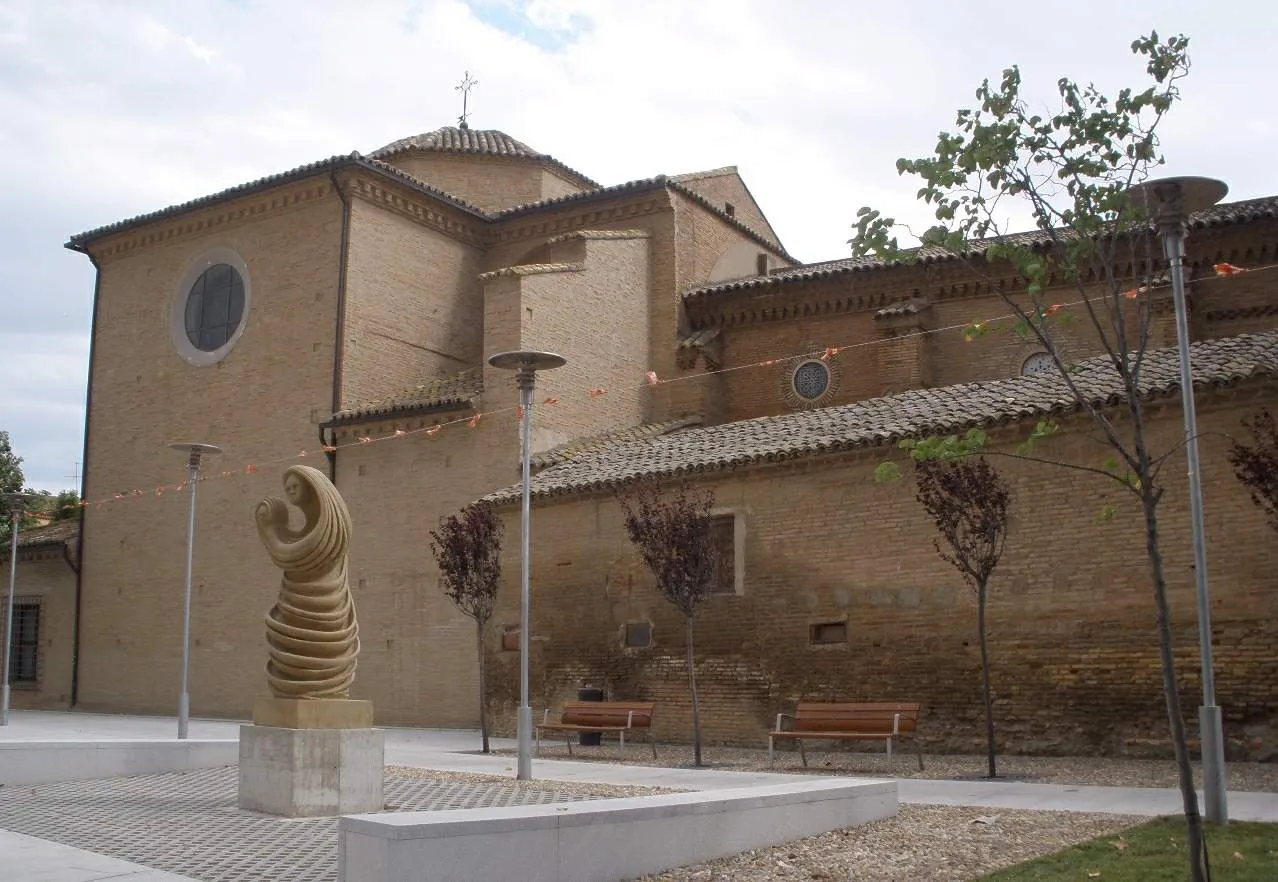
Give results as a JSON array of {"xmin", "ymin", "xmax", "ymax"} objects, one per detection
[
  {"xmin": 671, "ymin": 170, "xmax": 785, "ymax": 250},
  {"xmin": 484, "ymin": 393, "xmax": 1278, "ymax": 758},
  {"xmin": 342, "ymin": 197, "xmax": 484, "ymax": 410},
  {"xmin": 2, "ymin": 551, "xmax": 77, "ymax": 709},
  {"xmin": 386, "ymin": 154, "xmax": 584, "ymax": 213},
  {"xmin": 75, "ymin": 181, "xmax": 343, "ymax": 718}
]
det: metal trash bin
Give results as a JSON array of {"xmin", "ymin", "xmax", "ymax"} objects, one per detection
[{"xmin": 578, "ymin": 686, "xmax": 604, "ymax": 746}]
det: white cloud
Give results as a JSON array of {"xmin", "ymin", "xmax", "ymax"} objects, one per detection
[{"xmin": 0, "ymin": 0, "xmax": 1273, "ymax": 489}]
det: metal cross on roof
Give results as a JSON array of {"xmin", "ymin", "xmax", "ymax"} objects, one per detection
[{"xmin": 455, "ymin": 70, "xmax": 479, "ymax": 130}]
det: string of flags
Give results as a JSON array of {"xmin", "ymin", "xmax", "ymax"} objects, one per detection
[{"xmin": 34, "ymin": 258, "xmax": 1272, "ymax": 520}]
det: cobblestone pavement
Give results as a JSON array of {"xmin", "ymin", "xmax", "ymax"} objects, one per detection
[{"xmin": 0, "ymin": 766, "xmax": 616, "ymax": 882}]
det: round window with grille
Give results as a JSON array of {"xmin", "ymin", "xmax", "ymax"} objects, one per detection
[
  {"xmin": 170, "ymin": 249, "xmax": 252, "ymax": 367},
  {"xmin": 791, "ymin": 360, "xmax": 831, "ymax": 400}
]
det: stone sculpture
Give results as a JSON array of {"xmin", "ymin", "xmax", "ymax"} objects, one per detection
[{"xmin": 254, "ymin": 464, "xmax": 360, "ymax": 699}]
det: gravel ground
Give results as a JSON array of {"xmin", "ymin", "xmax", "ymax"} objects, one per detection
[
  {"xmin": 637, "ymin": 804, "xmax": 1143, "ymax": 881},
  {"xmin": 501, "ymin": 743, "xmax": 1278, "ymax": 791}
]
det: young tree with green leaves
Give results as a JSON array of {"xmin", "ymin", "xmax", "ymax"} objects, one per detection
[
  {"xmin": 1228, "ymin": 409, "xmax": 1278, "ymax": 534},
  {"xmin": 913, "ymin": 455, "xmax": 1011, "ymax": 779},
  {"xmin": 430, "ymin": 501, "xmax": 503, "ymax": 753},
  {"xmin": 850, "ymin": 32, "xmax": 1215, "ymax": 880},
  {"xmin": 617, "ymin": 480, "xmax": 724, "ymax": 767}
]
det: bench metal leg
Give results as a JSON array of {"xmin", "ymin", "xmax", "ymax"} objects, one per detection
[
  {"xmin": 649, "ymin": 732, "xmax": 658, "ymax": 760},
  {"xmin": 798, "ymin": 738, "xmax": 807, "ymax": 768},
  {"xmin": 565, "ymin": 735, "xmax": 573, "ymax": 757},
  {"xmin": 916, "ymin": 737, "xmax": 925, "ymax": 772},
  {"xmin": 768, "ymin": 736, "xmax": 774, "ymax": 768},
  {"xmin": 535, "ymin": 728, "xmax": 541, "ymax": 757},
  {"xmin": 619, "ymin": 730, "xmax": 625, "ymax": 760},
  {"xmin": 886, "ymin": 737, "xmax": 892, "ymax": 760}
]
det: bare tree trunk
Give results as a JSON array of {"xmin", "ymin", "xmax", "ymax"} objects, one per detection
[
  {"xmin": 476, "ymin": 619, "xmax": 490, "ymax": 754},
  {"xmin": 686, "ymin": 616, "xmax": 702, "ymax": 767},
  {"xmin": 1140, "ymin": 486, "xmax": 1211, "ymax": 882},
  {"xmin": 978, "ymin": 581, "xmax": 997, "ymax": 779}
]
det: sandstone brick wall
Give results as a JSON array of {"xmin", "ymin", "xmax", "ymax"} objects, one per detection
[
  {"xmin": 329, "ymin": 410, "xmax": 519, "ymax": 727},
  {"xmin": 484, "ymin": 393, "xmax": 1278, "ymax": 758},
  {"xmin": 671, "ymin": 170, "xmax": 785, "ymax": 250},
  {"xmin": 2, "ymin": 552, "xmax": 77, "ymax": 709},
  {"xmin": 481, "ymin": 235, "xmax": 651, "ymax": 448},
  {"xmin": 75, "ymin": 181, "xmax": 343, "ymax": 718},
  {"xmin": 342, "ymin": 196, "xmax": 484, "ymax": 410},
  {"xmin": 386, "ymin": 154, "xmax": 581, "ymax": 213}
]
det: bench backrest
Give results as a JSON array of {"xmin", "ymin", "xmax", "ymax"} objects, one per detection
[
  {"xmin": 793, "ymin": 701, "xmax": 921, "ymax": 734},
  {"xmin": 561, "ymin": 701, "xmax": 656, "ymax": 729}
]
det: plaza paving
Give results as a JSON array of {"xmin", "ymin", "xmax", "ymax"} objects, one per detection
[{"xmin": 2, "ymin": 710, "xmax": 1277, "ymax": 881}]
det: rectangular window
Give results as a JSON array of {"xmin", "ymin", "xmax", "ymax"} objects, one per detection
[
  {"xmin": 708, "ymin": 514, "xmax": 738, "ymax": 595},
  {"xmin": 4, "ymin": 600, "xmax": 40, "ymax": 685},
  {"xmin": 809, "ymin": 621, "xmax": 847, "ymax": 646},
  {"xmin": 623, "ymin": 622, "xmax": 652, "ymax": 648}
]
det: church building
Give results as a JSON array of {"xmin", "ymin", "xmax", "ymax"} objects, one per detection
[{"xmin": 5, "ymin": 122, "xmax": 1275, "ymax": 759}]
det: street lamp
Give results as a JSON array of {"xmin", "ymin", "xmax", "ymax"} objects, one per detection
[
  {"xmin": 1, "ymin": 492, "xmax": 29, "ymax": 726},
  {"xmin": 486, "ymin": 350, "xmax": 567, "ymax": 781},
  {"xmin": 1124, "ymin": 175, "xmax": 1229, "ymax": 824},
  {"xmin": 167, "ymin": 442, "xmax": 222, "ymax": 740}
]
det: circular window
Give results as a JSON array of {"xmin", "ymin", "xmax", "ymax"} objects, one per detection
[
  {"xmin": 171, "ymin": 248, "xmax": 251, "ymax": 366},
  {"xmin": 185, "ymin": 264, "xmax": 245, "ymax": 351},
  {"xmin": 792, "ymin": 360, "xmax": 831, "ymax": 400},
  {"xmin": 1021, "ymin": 352, "xmax": 1055, "ymax": 376}
]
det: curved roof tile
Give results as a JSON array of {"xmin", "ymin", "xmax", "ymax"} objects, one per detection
[{"xmin": 481, "ymin": 329, "xmax": 1278, "ymax": 505}]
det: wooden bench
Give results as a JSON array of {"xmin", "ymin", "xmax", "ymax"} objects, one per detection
[
  {"xmin": 768, "ymin": 701, "xmax": 924, "ymax": 770},
  {"xmin": 536, "ymin": 700, "xmax": 658, "ymax": 760}
]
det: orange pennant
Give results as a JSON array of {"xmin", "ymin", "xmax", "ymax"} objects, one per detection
[
  {"xmin": 1214, "ymin": 262, "xmax": 1248, "ymax": 277},
  {"xmin": 588, "ymin": 387, "xmax": 607, "ymax": 398},
  {"xmin": 394, "ymin": 429, "xmax": 406, "ymax": 437},
  {"xmin": 1047, "ymin": 303, "xmax": 1065, "ymax": 314},
  {"xmin": 822, "ymin": 346, "xmax": 840, "ymax": 361},
  {"xmin": 322, "ymin": 445, "xmax": 337, "ymax": 453},
  {"xmin": 646, "ymin": 371, "xmax": 659, "ymax": 385},
  {"xmin": 426, "ymin": 426, "xmax": 441, "ymax": 437},
  {"xmin": 468, "ymin": 413, "xmax": 482, "ymax": 428},
  {"xmin": 543, "ymin": 396, "xmax": 560, "ymax": 406},
  {"xmin": 517, "ymin": 405, "xmax": 525, "ymax": 420},
  {"xmin": 358, "ymin": 437, "xmax": 372, "ymax": 445},
  {"xmin": 155, "ymin": 486, "xmax": 164, "ymax": 497},
  {"xmin": 298, "ymin": 450, "xmax": 307, "ymax": 457},
  {"xmin": 246, "ymin": 464, "xmax": 258, "ymax": 473}
]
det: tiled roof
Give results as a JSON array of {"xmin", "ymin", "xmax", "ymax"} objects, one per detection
[
  {"xmin": 670, "ymin": 166, "xmax": 738, "ymax": 183},
  {"xmin": 369, "ymin": 126, "xmax": 601, "ymax": 189},
  {"xmin": 477, "ymin": 263, "xmax": 582, "ymax": 282},
  {"xmin": 545, "ymin": 229, "xmax": 649, "ymax": 244},
  {"xmin": 531, "ymin": 416, "xmax": 704, "ymax": 471},
  {"xmin": 65, "ymin": 154, "xmax": 490, "ymax": 249},
  {"xmin": 682, "ymin": 194, "xmax": 1278, "ymax": 303},
  {"xmin": 481, "ymin": 329, "xmax": 1278, "ymax": 505},
  {"xmin": 2, "ymin": 518, "xmax": 79, "ymax": 556},
  {"xmin": 324, "ymin": 369, "xmax": 483, "ymax": 427}
]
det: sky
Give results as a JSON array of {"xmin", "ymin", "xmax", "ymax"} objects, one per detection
[{"xmin": 1, "ymin": 0, "xmax": 1274, "ymax": 491}]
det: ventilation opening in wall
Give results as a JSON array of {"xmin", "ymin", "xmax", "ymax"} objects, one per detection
[
  {"xmin": 809, "ymin": 620, "xmax": 847, "ymax": 646},
  {"xmin": 623, "ymin": 621, "xmax": 652, "ymax": 648},
  {"xmin": 501, "ymin": 627, "xmax": 520, "ymax": 651},
  {"xmin": 756, "ymin": 252, "xmax": 772, "ymax": 276},
  {"xmin": 724, "ymin": 202, "xmax": 736, "ymax": 217}
]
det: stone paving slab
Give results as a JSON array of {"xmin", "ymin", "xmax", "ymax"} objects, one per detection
[
  {"xmin": 0, "ymin": 828, "xmax": 198, "ymax": 881},
  {"xmin": 0, "ymin": 766, "xmax": 620, "ymax": 882}
]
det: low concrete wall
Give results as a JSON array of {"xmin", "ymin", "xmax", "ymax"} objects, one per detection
[
  {"xmin": 339, "ymin": 778, "xmax": 896, "ymax": 882},
  {"xmin": 0, "ymin": 740, "xmax": 238, "ymax": 785}
]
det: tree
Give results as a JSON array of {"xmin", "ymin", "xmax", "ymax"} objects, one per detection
[
  {"xmin": 0, "ymin": 432, "xmax": 25, "ymax": 546},
  {"xmin": 429, "ymin": 501, "xmax": 503, "ymax": 753},
  {"xmin": 913, "ymin": 455, "xmax": 1011, "ymax": 778},
  {"xmin": 617, "ymin": 480, "xmax": 724, "ymax": 767},
  {"xmin": 1228, "ymin": 408, "xmax": 1278, "ymax": 534},
  {"xmin": 850, "ymin": 32, "xmax": 1215, "ymax": 880}
]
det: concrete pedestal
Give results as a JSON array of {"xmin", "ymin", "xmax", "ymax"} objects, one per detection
[{"xmin": 237, "ymin": 699, "xmax": 384, "ymax": 818}]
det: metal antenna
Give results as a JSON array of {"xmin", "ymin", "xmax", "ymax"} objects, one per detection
[{"xmin": 455, "ymin": 70, "xmax": 479, "ymax": 129}]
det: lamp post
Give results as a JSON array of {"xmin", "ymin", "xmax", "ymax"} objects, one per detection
[
  {"xmin": 167, "ymin": 442, "xmax": 222, "ymax": 740},
  {"xmin": 1124, "ymin": 175, "xmax": 1229, "ymax": 824},
  {"xmin": 486, "ymin": 350, "xmax": 567, "ymax": 781},
  {"xmin": 1, "ymin": 492, "xmax": 28, "ymax": 727}
]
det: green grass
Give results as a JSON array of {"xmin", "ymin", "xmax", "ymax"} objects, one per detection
[{"xmin": 981, "ymin": 817, "xmax": 1278, "ymax": 881}]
